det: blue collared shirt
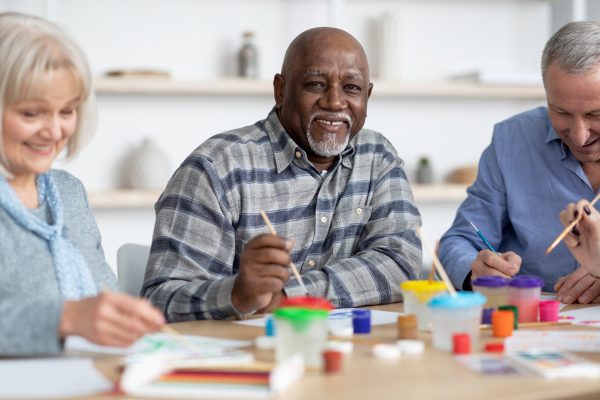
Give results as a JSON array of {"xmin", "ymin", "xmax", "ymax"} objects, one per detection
[
  {"xmin": 439, "ymin": 106, "xmax": 597, "ymax": 292},
  {"xmin": 143, "ymin": 108, "xmax": 422, "ymax": 320}
]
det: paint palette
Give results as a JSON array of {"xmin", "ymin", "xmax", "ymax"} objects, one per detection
[{"xmin": 506, "ymin": 349, "xmax": 600, "ymax": 379}]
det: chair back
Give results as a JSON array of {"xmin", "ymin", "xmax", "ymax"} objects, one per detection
[{"xmin": 116, "ymin": 243, "xmax": 151, "ymax": 296}]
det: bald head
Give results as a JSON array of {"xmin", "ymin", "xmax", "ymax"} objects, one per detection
[
  {"xmin": 273, "ymin": 27, "xmax": 373, "ymax": 171},
  {"xmin": 281, "ymin": 27, "xmax": 370, "ymax": 80}
]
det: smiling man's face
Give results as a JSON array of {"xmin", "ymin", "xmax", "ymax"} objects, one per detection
[
  {"xmin": 274, "ymin": 28, "xmax": 372, "ymax": 164},
  {"xmin": 546, "ymin": 62, "xmax": 600, "ymax": 165}
]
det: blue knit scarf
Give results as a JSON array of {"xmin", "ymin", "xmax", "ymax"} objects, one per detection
[{"xmin": 0, "ymin": 172, "xmax": 97, "ymax": 300}]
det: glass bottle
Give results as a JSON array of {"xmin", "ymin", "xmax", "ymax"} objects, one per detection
[
  {"xmin": 416, "ymin": 156, "xmax": 433, "ymax": 184},
  {"xmin": 238, "ymin": 31, "xmax": 258, "ymax": 79}
]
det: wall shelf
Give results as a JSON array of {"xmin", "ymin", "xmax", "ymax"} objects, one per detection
[
  {"xmin": 88, "ymin": 183, "xmax": 469, "ymax": 209},
  {"xmin": 93, "ymin": 77, "xmax": 546, "ymax": 100}
]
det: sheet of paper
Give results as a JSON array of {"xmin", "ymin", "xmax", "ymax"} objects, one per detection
[
  {"xmin": 505, "ymin": 330, "xmax": 600, "ymax": 353},
  {"xmin": 66, "ymin": 333, "xmax": 251, "ymax": 356},
  {"xmin": 558, "ymin": 305, "xmax": 600, "ymax": 327},
  {"xmin": 0, "ymin": 357, "xmax": 112, "ymax": 398},
  {"xmin": 235, "ymin": 308, "xmax": 401, "ymax": 329}
]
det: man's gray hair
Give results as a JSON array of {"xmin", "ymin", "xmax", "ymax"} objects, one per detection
[{"xmin": 542, "ymin": 21, "xmax": 600, "ymax": 83}]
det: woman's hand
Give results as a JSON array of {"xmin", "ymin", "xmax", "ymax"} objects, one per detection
[
  {"xmin": 59, "ymin": 290, "xmax": 165, "ymax": 347},
  {"xmin": 559, "ymin": 200, "xmax": 600, "ymax": 278}
]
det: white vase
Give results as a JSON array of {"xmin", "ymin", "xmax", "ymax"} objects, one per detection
[
  {"xmin": 124, "ymin": 138, "xmax": 171, "ymax": 190},
  {"xmin": 378, "ymin": 12, "xmax": 401, "ymax": 81}
]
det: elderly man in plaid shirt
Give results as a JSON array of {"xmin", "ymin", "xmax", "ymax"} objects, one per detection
[{"xmin": 142, "ymin": 27, "xmax": 422, "ymax": 320}]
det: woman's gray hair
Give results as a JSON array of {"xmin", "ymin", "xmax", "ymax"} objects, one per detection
[
  {"xmin": 542, "ymin": 21, "xmax": 600, "ymax": 84},
  {"xmin": 0, "ymin": 12, "xmax": 96, "ymax": 177}
]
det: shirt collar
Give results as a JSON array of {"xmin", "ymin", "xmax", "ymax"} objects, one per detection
[
  {"xmin": 264, "ymin": 107, "xmax": 355, "ymax": 173},
  {"xmin": 544, "ymin": 123, "xmax": 570, "ymax": 160}
]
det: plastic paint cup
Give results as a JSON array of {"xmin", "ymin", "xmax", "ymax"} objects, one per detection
[
  {"xmin": 481, "ymin": 308, "xmax": 495, "ymax": 325},
  {"xmin": 507, "ymin": 275, "xmax": 543, "ymax": 323},
  {"xmin": 401, "ymin": 280, "xmax": 447, "ymax": 330},
  {"xmin": 492, "ymin": 310, "xmax": 514, "ymax": 338},
  {"xmin": 452, "ymin": 333, "xmax": 471, "ymax": 355},
  {"xmin": 397, "ymin": 314, "xmax": 418, "ymax": 340},
  {"xmin": 498, "ymin": 305, "xmax": 518, "ymax": 329},
  {"xmin": 274, "ymin": 297, "xmax": 332, "ymax": 368},
  {"xmin": 427, "ymin": 292, "xmax": 486, "ymax": 351},
  {"xmin": 472, "ymin": 276, "xmax": 509, "ymax": 309},
  {"xmin": 352, "ymin": 309, "xmax": 371, "ymax": 334},
  {"xmin": 539, "ymin": 300, "xmax": 560, "ymax": 322},
  {"xmin": 323, "ymin": 350, "xmax": 343, "ymax": 373}
]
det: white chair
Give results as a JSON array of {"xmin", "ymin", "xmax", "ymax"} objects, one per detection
[{"xmin": 116, "ymin": 243, "xmax": 151, "ymax": 297}]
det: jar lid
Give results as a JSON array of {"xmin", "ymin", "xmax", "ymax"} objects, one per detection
[
  {"xmin": 274, "ymin": 307, "xmax": 329, "ymax": 322},
  {"xmin": 401, "ymin": 280, "xmax": 447, "ymax": 292},
  {"xmin": 508, "ymin": 275, "xmax": 544, "ymax": 288},
  {"xmin": 472, "ymin": 276, "xmax": 509, "ymax": 288},
  {"xmin": 428, "ymin": 292, "xmax": 486, "ymax": 309},
  {"xmin": 279, "ymin": 296, "xmax": 332, "ymax": 310}
]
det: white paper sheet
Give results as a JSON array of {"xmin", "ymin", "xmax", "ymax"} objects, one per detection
[
  {"xmin": 558, "ymin": 304, "xmax": 600, "ymax": 327},
  {"xmin": 235, "ymin": 308, "xmax": 401, "ymax": 329},
  {"xmin": 0, "ymin": 358, "xmax": 112, "ymax": 398},
  {"xmin": 66, "ymin": 333, "xmax": 251, "ymax": 356},
  {"xmin": 505, "ymin": 330, "xmax": 600, "ymax": 353}
]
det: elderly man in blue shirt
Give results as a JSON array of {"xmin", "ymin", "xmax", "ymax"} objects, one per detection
[{"xmin": 440, "ymin": 21, "xmax": 600, "ymax": 305}]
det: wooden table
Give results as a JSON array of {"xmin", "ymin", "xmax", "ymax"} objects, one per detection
[{"xmin": 82, "ymin": 303, "xmax": 600, "ymax": 400}]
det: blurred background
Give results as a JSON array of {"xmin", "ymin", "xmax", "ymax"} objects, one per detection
[{"xmin": 1, "ymin": 0, "xmax": 595, "ymax": 272}]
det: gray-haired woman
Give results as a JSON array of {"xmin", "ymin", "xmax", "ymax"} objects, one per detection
[{"xmin": 0, "ymin": 12, "xmax": 164, "ymax": 355}]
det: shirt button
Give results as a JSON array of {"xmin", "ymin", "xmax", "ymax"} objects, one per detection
[
  {"xmin": 320, "ymin": 216, "xmax": 327, "ymax": 223},
  {"xmin": 308, "ymin": 260, "xmax": 316, "ymax": 267},
  {"xmin": 295, "ymin": 151, "xmax": 302, "ymax": 158},
  {"xmin": 355, "ymin": 208, "xmax": 363, "ymax": 215}
]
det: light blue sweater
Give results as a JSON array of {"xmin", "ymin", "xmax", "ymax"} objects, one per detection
[{"xmin": 0, "ymin": 169, "xmax": 118, "ymax": 355}]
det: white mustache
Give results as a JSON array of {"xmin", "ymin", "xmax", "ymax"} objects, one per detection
[{"xmin": 308, "ymin": 112, "xmax": 352, "ymax": 130}]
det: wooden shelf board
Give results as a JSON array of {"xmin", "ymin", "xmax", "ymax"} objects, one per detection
[
  {"xmin": 93, "ymin": 77, "xmax": 545, "ymax": 100},
  {"xmin": 88, "ymin": 184, "xmax": 468, "ymax": 209}
]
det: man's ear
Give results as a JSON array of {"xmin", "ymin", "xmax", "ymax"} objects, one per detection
[
  {"xmin": 273, "ymin": 73, "xmax": 284, "ymax": 109},
  {"xmin": 367, "ymin": 82, "xmax": 373, "ymax": 98}
]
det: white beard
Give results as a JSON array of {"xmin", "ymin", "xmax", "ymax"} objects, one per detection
[{"xmin": 306, "ymin": 130, "xmax": 350, "ymax": 157}]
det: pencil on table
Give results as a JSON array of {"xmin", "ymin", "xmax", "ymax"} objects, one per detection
[
  {"xmin": 259, "ymin": 210, "xmax": 308, "ymax": 295},
  {"xmin": 546, "ymin": 192, "xmax": 600, "ymax": 255}
]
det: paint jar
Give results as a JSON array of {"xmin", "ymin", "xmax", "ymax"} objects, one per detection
[
  {"xmin": 492, "ymin": 310, "xmax": 514, "ymax": 338},
  {"xmin": 401, "ymin": 280, "xmax": 447, "ymax": 330},
  {"xmin": 397, "ymin": 314, "xmax": 418, "ymax": 340},
  {"xmin": 428, "ymin": 292, "xmax": 486, "ymax": 351},
  {"xmin": 274, "ymin": 297, "xmax": 332, "ymax": 368},
  {"xmin": 481, "ymin": 308, "xmax": 495, "ymax": 324},
  {"xmin": 539, "ymin": 300, "xmax": 560, "ymax": 322},
  {"xmin": 352, "ymin": 309, "xmax": 371, "ymax": 334},
  {"xmin": 507, "ymin": 275, "xmax": 544, "ymax": 323},
  {"xmin": 472, "ymin": 276, "xmax": 509, "ymax": 308}
]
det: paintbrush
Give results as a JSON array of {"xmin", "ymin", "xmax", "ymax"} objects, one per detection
[
  {"xmin": 259, "ymin": 210, "xmax": 308, "ymax": 295},
  {"xmin": 546, "ymin": 192, "xmax": 600, "ymax": 255},
  {"xmin": 415, "ymin": 226, "xmax": 457, "ymax": 297}
]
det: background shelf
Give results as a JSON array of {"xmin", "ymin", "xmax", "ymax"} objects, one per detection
[
  {"xmin": 87, "ymin": 183, "xmax": 469, "ymax": 209},
  {"xmin": 93, "ymin": 77, "xmax": 545, "ymax": 100}
]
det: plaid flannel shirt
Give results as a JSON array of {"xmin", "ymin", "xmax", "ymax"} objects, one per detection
[{"xmin": 142, "ymin": 108, "xmax": 422, "ymax": 320}]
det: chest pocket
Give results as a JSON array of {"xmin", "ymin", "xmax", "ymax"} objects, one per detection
[{"xmin": 329, "ymin": 204, "xmax": 374, "ymax": 247}]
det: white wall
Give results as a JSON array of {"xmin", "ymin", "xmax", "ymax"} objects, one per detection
[{"xmin": 1, "ymin": 0, "xmax": 552, "ymax": 271}]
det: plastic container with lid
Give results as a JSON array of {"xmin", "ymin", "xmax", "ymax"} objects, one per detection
[
  {"xmin": 427, "ymin": 292, "xmax": 486, "ymax": 351},
  {"xmin": 507, "ymin": 275, "xmax": 544, "ymax": 323},
  {"xmin": 401, "ymin": 280, "xmax": 447, "ymax": 330},
  {"xmin": 274, "ymin": 296, "xmax": 332, "ymax": 368},
  {"xmin": 472, "ymin": 276, "xmax": 509, "ymax": 308}
]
